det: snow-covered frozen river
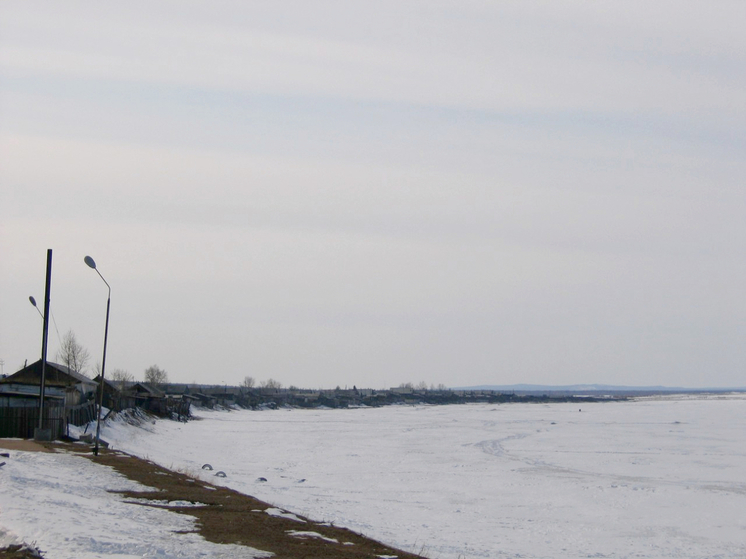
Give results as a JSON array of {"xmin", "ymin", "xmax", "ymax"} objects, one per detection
[{"xmin": 106, "ymin": 395, "xmax": 746, "ymax": 558}]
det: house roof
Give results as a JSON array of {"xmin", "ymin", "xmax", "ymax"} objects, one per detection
[
  {"xmin": 0, "ymin": 359, "xmax": 97, "ymax": 388},
  {"xmin": 93, "ymin": 375, "xmax": 120, "ymax": 392},
  {"xmin": 129, "ymin": 382, "xmax": 165, "ymax": 397}
]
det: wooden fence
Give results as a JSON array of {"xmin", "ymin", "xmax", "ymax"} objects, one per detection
[
  {"xmin": 0, "ymin": 403, "xmax": 66, "ymax": 439},
  {"xmin": 66, "ymin": 401, "xmax": 97, "ymax": 428},
  {"xmin": 1, "ymin": 396, "xmax": 188, "ymax": 440}
]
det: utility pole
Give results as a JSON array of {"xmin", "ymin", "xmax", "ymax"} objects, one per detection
[{"xmin": 36, "ymin": 249, "xmax": 52, "ymax": 440}]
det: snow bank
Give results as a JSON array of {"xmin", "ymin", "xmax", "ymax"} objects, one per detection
[{"xmin": 0, "ymin": 447, "xmax": 269, "ymax": 559}]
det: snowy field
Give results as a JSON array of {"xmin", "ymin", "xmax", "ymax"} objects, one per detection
[
  {"xmin": 100, "ymin": 395, "xmax": 746, "ymax": 559},
  {"xmin": 1, "ymin": 395, "xmax": 745, "ymax": 558}
]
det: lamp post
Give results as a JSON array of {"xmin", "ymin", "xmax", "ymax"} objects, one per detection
[{"xmin": 84, "ymin": 255, "xmax": 110, "ymax": 456}]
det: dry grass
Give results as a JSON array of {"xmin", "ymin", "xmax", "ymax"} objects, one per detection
[{"xmin": 46, "ymin": 443, "xmax": 424, "ymax": 559}]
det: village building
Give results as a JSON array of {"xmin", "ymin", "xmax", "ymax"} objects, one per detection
[{"xmin": 0, "ymin": 359, "xmax": 98, "ymax": 438}]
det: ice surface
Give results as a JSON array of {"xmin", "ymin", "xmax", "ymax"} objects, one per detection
[
  {"xmin": 3, "ymin": 395, "xmax": 745, "ymax": 558},
  {"xmin": 101, "ymin": 395, "xmax": 746, "ymax": 558}
]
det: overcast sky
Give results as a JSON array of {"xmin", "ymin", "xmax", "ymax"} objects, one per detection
[{"xmin": 1, "ymin": 1, "xmax": 744, "ymax": 389}]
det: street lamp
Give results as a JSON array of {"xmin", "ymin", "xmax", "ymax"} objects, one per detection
[
  {"xmin": 29, "ymin": 296, "xmax": 44, "ymax": 319},
  {"xmin": 84, "ymin": 255, "xmax": 110, "ymax": 456}
]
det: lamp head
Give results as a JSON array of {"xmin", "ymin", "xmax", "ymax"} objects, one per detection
[
  {"xmin": 29, "ymin": 296, "xmax": 37, "ymax": 307},
  {"xmin": 84, "ymin": 255, "xmax": 97, "ymax": 269}
]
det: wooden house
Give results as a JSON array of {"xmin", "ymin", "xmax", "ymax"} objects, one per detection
[
  {"xmin": 0, "ymin": 360, "xmax": 97, "ymax": 438},
  {"xmin": 93, "ymin": 375, "xmax": 137, "ymax": 412},
  {"xmin": 0, "ymin": 360, "xmax": 97, "ymax": 404}
]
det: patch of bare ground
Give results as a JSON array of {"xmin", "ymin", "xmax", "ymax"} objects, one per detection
[
  {"xmin": 45, "ymin": 442, "xmax": 423, "ymax": 559},
  {"xmin": 0, "ymin": 440, "xmax": 51, "ymax": 453}
]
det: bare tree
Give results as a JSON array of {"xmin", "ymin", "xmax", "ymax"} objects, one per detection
[
  {"xmin": 261, "ymin": 378, "xmax": 282, "ymax": 390},
  {"xmin": 56, "ymin": 330, "xmax": 90, "ymax": 376},
  {"xmin": 144, "ymin": 365, "xmax": 169, "ymax": 388},
  {"xmin": 110, "ymin": 368, "xmax": 134, "ymax": 390},
  {"xmin": 416, "ymin": 381, "xmax": 429, "ymax": 391},
  {"xmin": 240, "ymin": 376, "xmax": 255, "ymax": 389}
]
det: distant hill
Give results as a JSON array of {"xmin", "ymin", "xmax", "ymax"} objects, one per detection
[{"xmin": 451, "ymin": 384, "xmax": 746, "ymax": 395}]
